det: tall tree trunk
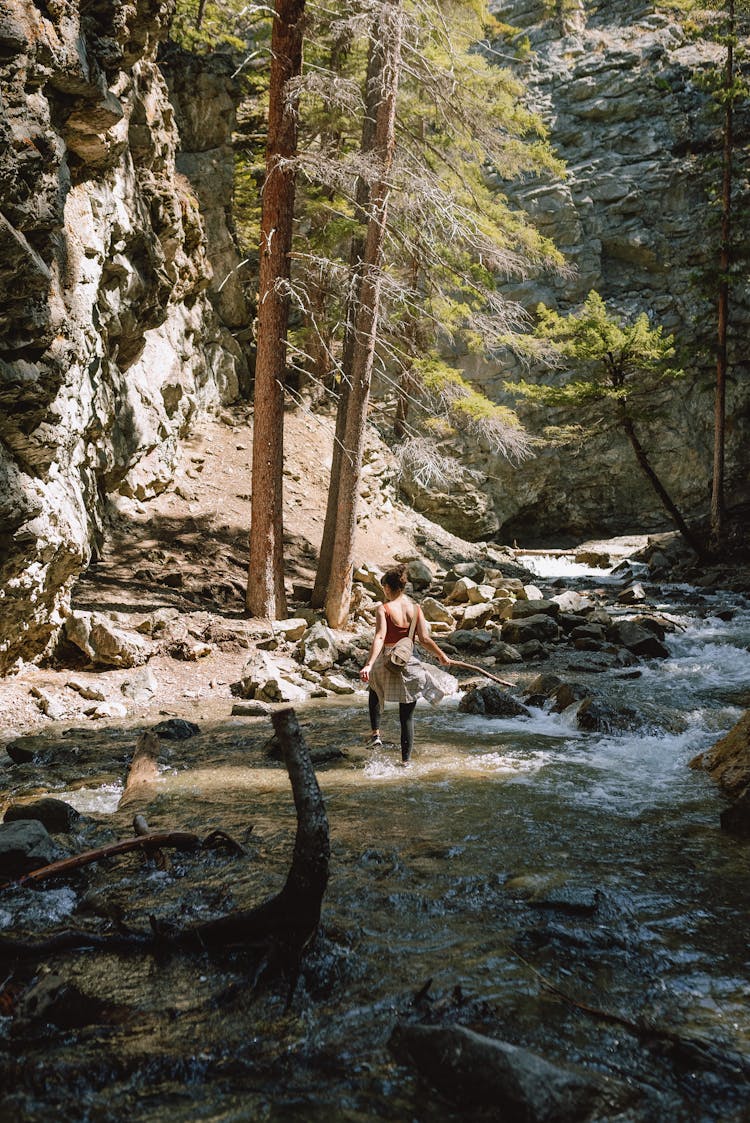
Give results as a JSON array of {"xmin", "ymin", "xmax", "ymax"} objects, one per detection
[
  {"xmin": 311, "ymin": 18, "xmax": 391, "ymax": 611},
  {"xmin": 710, "ymin": 0, "xmax": 734, "ymax": 555},
  {"xmin": 619, "ymin": 411, "xmax": 704, "ymax": 559},
  {"xmin": 323, "ymin": 0, "xmax": 403, "ymax": 629},
  {"xmin": 247, "ymin": 0, "xmax": 305, "ymax": 618}
]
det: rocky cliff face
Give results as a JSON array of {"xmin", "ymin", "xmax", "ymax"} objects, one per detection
[
  {"xmin": 0, "ymin": 0, "xmax": 248, "ymax": 672},
  {"xmin": 407, "ymin": 0, "xmax": 750, "ymax": 543}
]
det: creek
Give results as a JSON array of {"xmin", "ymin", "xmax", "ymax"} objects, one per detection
[{"xmin": 1, "ymin": 557, "xmax": 749, "ymax": 1122}]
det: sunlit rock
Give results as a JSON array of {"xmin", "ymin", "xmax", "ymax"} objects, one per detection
[{"xmin": 65, "ymin": 611, "xmax": 153, "ymax": 667}]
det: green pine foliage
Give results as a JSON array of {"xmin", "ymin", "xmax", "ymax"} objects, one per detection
[{"xmin": 510, "ymin": 291, "xmax": 684, "ymax": 422}]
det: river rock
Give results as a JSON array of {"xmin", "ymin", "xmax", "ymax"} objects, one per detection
[
  {"xmin": 234, "ymin": 650, "xmax": 309, "ymax": 703},
  {"xmin": 576, "ymin": 697, "xmax": 638, "ymax": 734},
  {"xmin": 230, "ymin": 700, "xmax": 271, "ymax": 717},
  {"xmin": 689, "ymin": 710, "xmax": 750, "ymax": 798},
  {"xmin": 321, "ymin": 673, "xmax": 356, "ymax": 695},
  {"xmin": 421, "ymin": 597, "xmax": 454, "ymax": 624},
  {"xmin": 522, "ymin": 583, "xmax": 544, "ymax": 600},
  {"xmin": 552, "ymin": 589, "xmax": 594, "ymax": 613},
  {"xmin": 121, "ymin": 667, "xmax": 159, "ymax": 704},
  {"xmin": 450, "ymin": 562, "xmax": 487, "ymax": 582},
  {"xmin": 273, "ymin": 618, "xmax": 308, "ymax": 642},
  {"xmin": 458, "ymin": 685, "xmax": 530, "ymax": 718},
  {"xmin": 460, "ymin": 603, "xmax": 496, "ymax": 630},
  {"xmin": 552, "ymin": 682, "xmax": 592, "ymax": 713},
  {"xmin": 467, "ymin": 583, "xmax": 497, "ymax": 605},
  {"xmin": 65, "ymin": 611, "xmax": 153, "ymax": 668},
  {"xmin": 389, "ymin": 1023, "xmax": 631, "ymax": 1121},
  {"xmin": 524, "ymin": 673, "xmax": 563, "ymax": 702},
  {"xmin": 618, "ymin": 582, "xmax": 647, "ymax": 604},
  {"xmin": 4, "ymin": 797, "xmax": 80, "ymax": 833},
  {"xmin": 300, "ymin": 622, "xmax": 338, "ymax": 672},
  {"xmin": 353, "ymin": 564, "xmax": 384, "ymax": 598},
  {"xmin": 446, "ymin": 576, "xmax": 478, "ymax": 604},
  {"xmin": 504, "ymin": 599, "xmax": 561, "ymax": 620},
  {"xmin": 444, "ymin": 629, "xmax": 495, "ymax": 654},
  {"xmin": 501, "ymin": 614, "xmax": 561, "ymax": 645},
  {"xmin": 151, "ymin": 718, "xmax": 201, "ymax": 740},
  {"xmin": 5, "ymin": 736, "xmax": 42, "ymax": 763},
  {"xmin": 405, "ymin": 558, "xmax": 433, "ymax": 589},
  {"xmin": 490, "ymin": 640, "xmax": 524, "ymax": 664},
  {"xmin": 30, "ymin": 687, "xmax": 68, "ymax": 720},
  {"xmin": 87, "ymin": 700, "xmax": 128, "ymax": 719},
  {"xmin": 606, "ymin": 619, "xmax": 669, "ymax": 658},
  {"xmin": 719, "ymin": 789, "xmax": 750, "ymax": 838},
  {"xmin": 0, "ymin": 819, "xmax": 58, "ymax": 877}
]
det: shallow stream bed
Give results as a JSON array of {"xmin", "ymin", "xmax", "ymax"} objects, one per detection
[{"xmin": 1, "ymin": 562, "xmax": 749, "ymax": 1122}]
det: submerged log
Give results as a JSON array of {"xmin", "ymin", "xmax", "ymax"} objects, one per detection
[
  {"xmin": 0, "ymin": 708, "xmax": 329, "ymax": 993},
  {"xmin": 389, "ymin": 1023, "xmax": 634, "ymax": 1122},
  {"xmin": 119, "ymin": 731, "xmax": 161, "ymax": 808}
]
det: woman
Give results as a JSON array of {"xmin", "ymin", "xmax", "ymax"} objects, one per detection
[{"xmin": 360, "ymin": 565, "xmax": 455, "ymax": 764}]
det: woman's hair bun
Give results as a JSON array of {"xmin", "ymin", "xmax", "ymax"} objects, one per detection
[{"xmin": 381, "ymin": 564, "xmax": 408, "ymax": 591}]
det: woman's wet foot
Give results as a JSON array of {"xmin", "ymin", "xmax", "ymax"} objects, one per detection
[{"xmin": 366, "ymin": 732, "xmax": 383, "ymax": 748}]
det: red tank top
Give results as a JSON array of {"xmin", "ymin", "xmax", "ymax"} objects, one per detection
[{"xmin": 384, "ymin": 602, "xmax": 415, "ymax": 644}]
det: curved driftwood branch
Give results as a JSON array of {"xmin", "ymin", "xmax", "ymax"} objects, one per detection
[
  {"xmin": 448, "ymin": 660, "xmax": 514, "ymax": 688},
  {"xmin": 0, "ymin": 831, "xmax": 201, "ymax": 892}
]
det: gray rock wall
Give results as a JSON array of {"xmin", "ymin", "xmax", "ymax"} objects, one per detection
[
  {"xmin": 0, "ymin": 0, "xmax": 249, "ymax": 671},
  {"xmin": 405, "ymin": 0, "xmax": 750, "ymax": 542}
]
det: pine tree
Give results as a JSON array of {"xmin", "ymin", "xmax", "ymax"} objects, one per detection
[
  {"xmin": 511, "ymin": 291, "xmax": 705, "ymax": 558},
  {"xmin": 323, "ymin": 0, "xmax": 404, "ymax": 629},
  {"xmin": 246, "ymin": 0, "xmax": 305, "ymax": 618}
]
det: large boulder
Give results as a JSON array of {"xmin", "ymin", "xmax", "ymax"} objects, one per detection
[
  {"xmin": 690, "ymin": 710, "xmax": 750, "ymax": 798},
  {"xmin": 421, "ymin": 597, "xmax": 454, "ymax": 624},
  {"xmin": 389, "ymin": 1023, "xmax": 632, "ymax": 1121},
  {"xmin": 501, "ymin": 614, "xmax": 561, "ymax": 646},
  {"xmin": 458, "ymin": 685, "xmax": 530, "ymax": 718},
  {"xmin": 300, "ymin": 622, "xmax": 338, "ymax": 672},
  {"xmin": 504, "ymin": 599, "xmax": 561, "ymax": 620},
  {"xmin": 606, "ymin": 619, "xmax": 669, "ymax": 659},
  {"xmin": 443, "ymin": 629, "xmax": 495, "ymax": 654},
  {"xmin": 234, "ymin": 650, "xmax": 308, "ymax": 703},
  {"xmin": 405, "ymin": 558, "xmax": 434, "ymax": 590},
  {"xmin": 460, "ymin": 603, "xmax": 496, "ymax": 630},
  {"xmin": 3, "ymin": 798, "xmax": 80, "ymax": 834},
  {"xmin": 64, "ymin": 612, "xmax": 153, "ymax": 668},
  {"xmin": 0, "ymin": 819, "xmax": 58, "ymax": 877}
]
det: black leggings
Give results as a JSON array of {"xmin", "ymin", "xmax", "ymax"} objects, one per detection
[{"xmin": 369, "ymin": 690, "xmax": 416, "ymax": 762}]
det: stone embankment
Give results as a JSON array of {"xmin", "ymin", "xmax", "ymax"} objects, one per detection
[{"xmin": 0, "ymin": 0, "xmax": 247, "ymax": 674}]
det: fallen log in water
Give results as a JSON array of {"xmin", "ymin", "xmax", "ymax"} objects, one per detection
[
  {"xmin": 0, "ymin": 708, "xmax": 329, "ymax": 997},
  {"xmin": 118, "ymin": 731, "xmax": 161, "ymax": 808}
]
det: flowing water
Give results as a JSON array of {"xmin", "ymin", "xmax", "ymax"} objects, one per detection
[{"xmin": 2, "ymin": 560, "xmax": 750, "ymax": 1122}]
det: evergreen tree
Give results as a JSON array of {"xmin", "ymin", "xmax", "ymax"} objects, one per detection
[
  {"xmin": 246, "ymin": 0, "xmax": 305, "ymax": 619},
  {"xmin": 511, "ymin": 292, "xmax": 705, "ymax": 557}
]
